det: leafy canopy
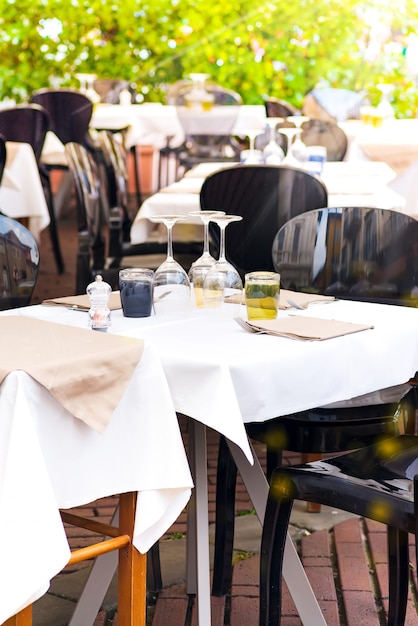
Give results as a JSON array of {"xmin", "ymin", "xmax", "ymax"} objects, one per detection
[{"xmin": 1, "ymin": 0, "xmax": 418, "ymax": 116}]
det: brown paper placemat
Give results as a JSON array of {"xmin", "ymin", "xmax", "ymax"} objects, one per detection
[
  {"xmin": 236, "ymin": 315, "xmax": 373, "ymax": 341},
  {"xmin": 0, "ymin": 316, "xmax": 143, "ymax": 431},
  {"xmin": 225, "ymin": 289, "xmax": 335, "ymax": 309},
  {"xmin": 43, "ymin": 292, "xmax": 122, "ymax": 311}
]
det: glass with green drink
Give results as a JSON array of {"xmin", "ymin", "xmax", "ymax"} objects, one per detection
[{"xmin": 244, "ymin": 271, "xmax": 281, "ymax": 320}]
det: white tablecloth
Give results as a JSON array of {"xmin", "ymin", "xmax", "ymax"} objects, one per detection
[
  {"xmin": 91, "ymin": 103, "xmax": 266, "ymax": 149},
  {"xmin": 341, "ymin": 119, "xmax": 418, "ymax": 218},
  {"xmin": 12, "ymin": 299, "xmax": 418, "ymax": 626},
  {"xmin": 0, "ymin": 312, "xmax": 192, "ymax": 624},
  {"xmin": 341, "ymin": 119, "xmax": 418, "ymax": 175},
  {"xmin": 0, "ymin": 142, "xmax": 50, "ymax": 241},
  {"xmin": 130, "ymin": 161, "xmax": 406, "ymax": 244}
]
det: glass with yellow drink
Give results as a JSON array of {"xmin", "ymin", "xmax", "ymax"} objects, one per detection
[{"xmin": 245, "ymin": 271, "xmax": 280, "ymax": 320}]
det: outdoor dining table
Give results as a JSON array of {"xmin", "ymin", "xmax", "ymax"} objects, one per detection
[
  {"xmin": 0, "ymin": 310, "xmax": 193, "ymax": 626},
  {"xmin": 13, "ymin": 296, "xmax": 418, "ymax": 626},
  {"xmin": 0, "ymin": 142, "xmax": 50, "ymax": 241},
  {"xmin": 130, "ymin": 160, "xmax": 407, "ymax": 245},
  {"xmin": 90, "ymin": 103, "xmax": 267, "ymax": 149}
]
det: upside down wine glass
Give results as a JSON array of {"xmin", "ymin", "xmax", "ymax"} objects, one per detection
[
  {"xmin": 188, "ymin": 210, "xmax": 225, "ymax": 307},
  {"xmin": 203, "ymin": 214, "xmax": 243, "ymax": 312},
  {"xmin": 149, "ymin": 215, "xmax": 191, "ymax": 315}
]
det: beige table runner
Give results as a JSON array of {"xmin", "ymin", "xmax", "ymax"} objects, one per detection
[
  {"xmin": 0, "ymin": 316, "xmax": 144, "ymax": 431},
  {"xmin": 43, "ymin": 292, "xmax": 122, "ymax": 311},
  {"xmin": 237, "ymin": 315, "xmax": 373, "ymax": 341}
]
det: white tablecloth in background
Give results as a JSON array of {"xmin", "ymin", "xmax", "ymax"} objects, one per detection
[
  {"xmin": 91, "ymin": 103, "xmax": 266, "ymax": 149},
  {"xmin": 0, "ymin": 317, "xmax": 192, "ymax": 624},
  {"xmin": 0, "ymin": 142, "xmax": 50, "ymax": 240},
  {"xmin": 130, "ymin": 161, "xmax": 406, "ymax": 244}
]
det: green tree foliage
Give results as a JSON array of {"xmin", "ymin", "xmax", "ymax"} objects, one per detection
[{"xmin": 1, "ymin": 0, "xmax": 418, "ymax": 115}]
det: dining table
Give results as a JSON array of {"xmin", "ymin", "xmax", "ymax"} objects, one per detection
[
  {"xmin": 0, "ymin": 142, "xmax": 50, "ymax": 241},
  {"xmin": 341, "ymin": 118, "xmax": 418, "ymax": 218},
  {"xmin": 0, "ymin": 309, "xmax": 193, "ymax": 626},
  {"xmin": 129, "ymin": 160, "xmax": 407, "ymax": 245},
  {"xmin": 13, "ymin": 294, "xmax": 418, "ymax": 626},
  {"xmin": 90, "ymin": 103, "xmax": 267, "ymax": 149}
]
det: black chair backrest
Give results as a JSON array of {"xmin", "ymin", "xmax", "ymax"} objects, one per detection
[
  {"xmin": 0, "ymin": 134, "xmax": 6, "ymax": 185},
  {"xmin": 93, "ymin": 78, "xmax": 132, "ymax": 104},
  {"xmin": 30, "ymin": 89, "xmax": 93, "ymax": 147},
  {"xmin": 200, "ymin": 164, "xmax": 328, "ymax": 278},
  {"xmin": 272, "ymin": 206, "xmax": 418, "ymax": 306},
  {"xmin": 301, "ymin": 119, "xmax": 348, "ymax": 161},
  {"xmin": 0, "ymin": 104, "xmax": 50, "ymax": 162},
  {"xmin": 0, "ymin": 214, "xmax": 39, "ymax": 309},
  {"xmin": 264, "ymin": 97, "xmax": 300, "ymax": 118},
  {"xmin": 64, "ymin": 142, "xmax": 105, "ymax": 293}
]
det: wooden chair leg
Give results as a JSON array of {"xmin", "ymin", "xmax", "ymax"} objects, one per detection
[
  {"xmin": 3, "ymin": 605, "xmax": 32, "ymax": 626},
  {"xmin": 118, "ymin": 492, "xmax": 147, "ymax": 626}
]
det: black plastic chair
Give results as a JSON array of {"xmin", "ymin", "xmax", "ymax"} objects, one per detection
[
  {"xmin": 0, "ymin": 103, "xmax": 65, "ymax": 274},
  {"xmin": 174, "ymin": 85, "xmax": 242, "ymax": 175},
  {"xmin": 264, "ymin": 97, "xmax": 300, "ymax": 118},
  {"xmin": 301, "ymin": 118, "xmax": 348, "ymax": 161},
  {"xmin": 211, "ymin": 206, "xmax": 418, "ymax": 598},
  {"xmin": 0, "ymin": 134, "xmax": 6, "ymax": 185},
  {"xmin": 272, "ymin": 206, "xmax": 418, "ymax": 306},
  {"xmin": 93, "ymin": 78, "xmax": 135, "ymax": 104},
  {"xmin": 260, "ymin": 434, "xmax": 418, "ymax": 626},
  {"xmin": 0, "ymin": 213, "xmax": 40, "ymax": 309},
  {"xmin": 64, "ymin": 142, "xmax": 107, "ymax": 294},
  {"xmin": 199, "ymin": 164, "xmax": 328, "ymax": 280},
  {"xmin": 30, "ymin": 89, "xmax": 95, "ymax": 149}
]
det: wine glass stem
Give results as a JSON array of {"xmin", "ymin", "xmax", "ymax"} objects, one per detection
[
  {"xmin": 203, "ymin": 223, "xmax": 210, "ymax": 256},
  {"xmin": 166, "ymin": 224, "xmax": 174, "ymax": 261},
  {"xmin": 218, "ymin": 224, "xmax": 227, "ymax": 262}
]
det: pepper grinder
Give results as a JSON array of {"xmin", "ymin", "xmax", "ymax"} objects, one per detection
[{"xmin": 86, "ymin": 275, "xmax": 112, "ymax": 331}]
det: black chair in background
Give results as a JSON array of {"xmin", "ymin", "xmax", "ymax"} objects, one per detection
[
  {"xmin": 264, "ymin": 97, "xmax": 300, "ymax": 118},
  {"xmin": 30, "ymin": 89, "xmax": 95, "ymax": 149},
  {"xmin": 64, "ymin": 142, "xmax": 107, "ymax": 293},
  {"xmin": 211, "ymin": 206, "xmax": 418, "ymax": 598},
  {"xmin": 0, "ymin": 103, "xmax": 65, "ymax": 274},
  {"xmin": 0, "ymin": 134, "xmax": 7, "ymax": 185},
  {"xmin": 301, "ymin": 118, "xmax": 348, "ymax": 161},
  {"xmin": 172, "ymin": 85, "xmax": 243, "ymax": 176},
  {"xmin": 93, "ymin": 78, "xmax": 136, "ymax": 104},
  {"xmin": 199, "ymin": 164, "xmax": 328, "ymax": 280},
  {"xmin": 0, "ymin": 214, "xmax": 40, "ymax": 309},
  {"xmin": 260, "ymin": 435, "xmax": 418, "ymax": 626}
]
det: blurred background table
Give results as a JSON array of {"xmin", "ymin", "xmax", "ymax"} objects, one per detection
[
  {"xmin": 90, "ymin": 103, "xmax": 266, "ymax": 149},
  {"xmin": 130, "ymin": 160, "xmax": 406, "ymax": 245},
  {"xmin": 0, "ymin": 142, "xmax": 50, "ymax": 240}
]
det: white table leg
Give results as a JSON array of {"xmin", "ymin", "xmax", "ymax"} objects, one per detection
[
  {"xmin": 226, "ymin": 437, "xmax": 328, "ymax": 626},
  {"xmin": 186, "ymin": 419, "xmax": 212, "ymax": 626},
  {"xmin": 68, "ymin": 512, "xmax": 119, "ymax": 626}
]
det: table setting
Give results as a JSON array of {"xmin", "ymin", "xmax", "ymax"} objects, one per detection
[{"xmin": 23, "ymin": 261, "xmax": 418, "ymax": 626}]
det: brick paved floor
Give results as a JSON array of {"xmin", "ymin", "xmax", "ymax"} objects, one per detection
[{"xmin": 33, "ymin": 211, "xmax": 418, "ymax": 625}]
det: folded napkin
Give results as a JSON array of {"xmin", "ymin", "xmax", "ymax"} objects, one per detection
[
  {"xmin": 43, "ymin": 291, "xmax": 122, "ymax": 311},
  {"xmin": 236, "ymin": 315, "xmax": 373, "ymax": 341},
  {"xmin": 225, "ymin": 289, "xmax": 335, "ymax": 309},
  {"xmin": 0, "ymin": 316, "xmax": 143, "ymax": 431}
]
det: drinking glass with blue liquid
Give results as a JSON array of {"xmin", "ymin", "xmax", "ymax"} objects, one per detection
[{"xmin": 119, "ymin": 268, "xmax": 154, "ymax": 317}]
